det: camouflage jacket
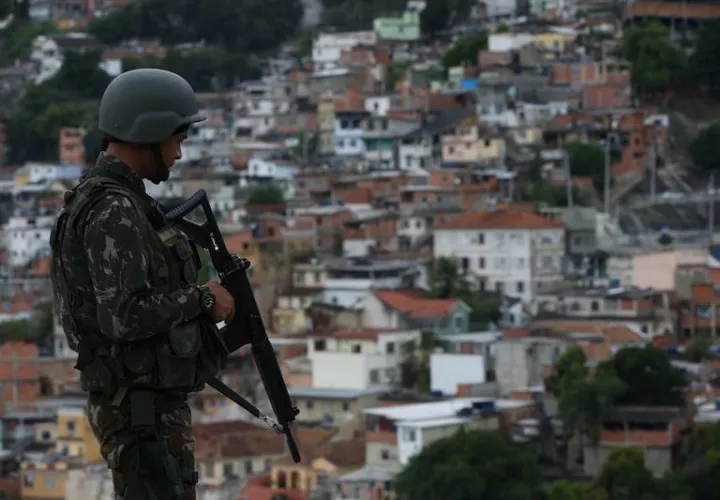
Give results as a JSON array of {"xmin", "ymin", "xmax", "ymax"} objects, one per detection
[{"xmin": 51, "ymin": 153, "xmax": 201, "ymax": 346}]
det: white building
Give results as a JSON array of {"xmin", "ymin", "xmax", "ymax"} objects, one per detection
[
  {"xmin": 334, "ymin": 111, "xmax": 367, "ymax": 156},
  {"xmin": 23, "ymin": 163, "xmax": 83, "ymax": 184},
  {"xmin": 307, "ymin": 328, "xmax": 421, "ymax": 390},
  {"xmin": 398, "ymin": 135, "xmax": 433, "ymax": 170},
  {"xmin": 433, "ymin": 209, "xmax": 566, "ymax": 304},
  {"xmin": 30, "ymin": 33, "xmax": 117, "ymax": 84},
  {"xmin": 4, "ymin": 215, "xmax": 54, "ymax": 267},
  {"xmin": 363, "ymin": 397, "xmax": 532, "ymax": 466},
  {"xmin": 312, "ymin": 31, "xmax": 377, "ymax": 72},
  {"xmin": 487, "ymin": 33, "xmax": 534, "ymax": 52},
  {"xmin": 233, "ymin": 79, "xmax": 293, "ymax": 138}
]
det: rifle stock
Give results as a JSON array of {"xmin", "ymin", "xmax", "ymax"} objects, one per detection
[{"xmin": 165, "ymin": 190, "xmax": 301, "ymax": 463}]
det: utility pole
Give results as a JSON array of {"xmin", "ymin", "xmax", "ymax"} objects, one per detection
[
  {"xmin": 564, "ymin": 148, "xmax": 574, "ymax": 208},
  {"xmin": 709, "ymin": 172, "xmax": 715, "ymax": 244},
  {"xmin": 650, "ymin": 139, "xmax": 657, "ymax": 201},
  {"xmin": 604, "ymin": 135, "xmax": 611, "ymax": 214}
]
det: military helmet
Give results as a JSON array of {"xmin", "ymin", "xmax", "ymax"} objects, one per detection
[{"xmin": 98, "ymin": 68, "xmax": 206, "ymax": 145}]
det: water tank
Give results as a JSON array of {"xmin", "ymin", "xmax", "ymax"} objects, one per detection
[
  {"xmin": 609, "ymin": 279, "xmax": 620, "ymax": 288},
  {"xmin": 715, "ymin": 398, "xmax": 720, "ymax": 410},
  {"xmin": 456, "ymin": 407, "xmax": 473, "ymax": 417},
  {"xmin": 472, "ymin": 400, "xmax": 496, "ymax": 413}
]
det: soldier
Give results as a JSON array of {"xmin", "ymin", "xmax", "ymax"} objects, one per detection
[{"xmin": 50, "ymin": 69, "xmax": 236, "ymax": 500}]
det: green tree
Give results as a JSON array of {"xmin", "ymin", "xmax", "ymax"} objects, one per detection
[
  {"xmin": 395, "ymin": 429, "xmax": 543, "ymax": 500},
  {"xmin": 426, "ymin": 257, "xmax": 501, "ymax": 327},
  {"xmin": 0, "ymin": 19, "xmax": 57, "ymax": 66},
  {"xmin": 247, "ymin": 185, "xmax": 284, "ymax": 205},
  {"xmin": 441, "ymin": 32, "xmax": 488, "ymax": 69},
  {"xmin": 565, "ymin": 141, "xmax": 606, "ymax": 191},
  {"xmin": 658, "ymin": 231, "xmax": 674, "ymax": 246},
  {"xmin": 621, "ymin": 22, "xmax": 685, "ymax": 97},
  {"xmin": 596, "ymin": 447, "xmax": 659, "ymax": 500},
  {"xmin": 5, "ymin": 83, "xmax": 94, "ymax": 163},
  {"xmin": 420, "ymin": 0, "xmax": 474, "ymax": 35},
  {"xmin": 320, "ymin": 0, "xmax": 406, "ymax": 30},
  {"xmin": 88, "ymin": 0, "xmax": 303, "ymax": 54},
  {"xmin": 608, "ymin": 345, "xmax": 686, "ymax": 407},
  {"xmin": 122, "ymin": 47, "xmax": 261, "ymax": 93},
  {"xmin": 398, "ymin": 333, "xmax": 432, "ymax": 392},
  {"xmin": 689, "ymin": 20, "xmax": 720, "ymax": 91},
  {"xmin": 47, "ymin": 49, "xmax": 112, "ymax": 100},
  {"xmin": 689, "ymin": 124, "xmax": 720, "ymax": 172},
  {"xmin": 83, "ymin": 127, "xmax": 105, "ymax": 163},
  {"xmin": 679, "ymin": 423, "xmax": 720, "ymax": 500},
  {"xmin": 546, "ymin": 480, "xmax": 608, "ymax": 500},
  {"xmin": 547, "ymin": 346, "xmax": 625, "ymax": 467}
]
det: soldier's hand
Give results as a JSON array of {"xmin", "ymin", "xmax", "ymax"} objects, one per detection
[{"xmin": 205, "ymin": 281, "xmax": 236, "ymax": 325}]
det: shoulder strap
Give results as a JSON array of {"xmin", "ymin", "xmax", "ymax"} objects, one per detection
[{"xmin": 65, "ymin": 176, "xmax": 151, "ymax": 239}]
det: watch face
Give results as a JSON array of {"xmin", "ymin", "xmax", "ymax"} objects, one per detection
[{"xmin": 202, "ymin": 294, "xmax": 215, "ymax": 310}]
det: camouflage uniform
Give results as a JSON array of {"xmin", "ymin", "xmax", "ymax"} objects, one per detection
[
  {"xmin": 87, "ymin": 392, "xmax": 195, "ymax": 500},
  {"xmin": 51, "ymin": 69, "xmax": 211, "ymax": 500},
  {"xmin": 62, "ymin": 155, "xmax": 202, "ymax": 500}
]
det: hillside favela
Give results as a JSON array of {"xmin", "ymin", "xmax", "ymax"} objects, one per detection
[{"xmin": 5, "ymin": 0, "xmax": 720, "ymax": 499}]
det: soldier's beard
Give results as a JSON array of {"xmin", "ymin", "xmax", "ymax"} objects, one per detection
[
  {"xmin": 147, "ymin": 147, "xmax": 170, "ymax": 184},
  {"xmin": 148, "ymin": 163, "xmax": 170, "ymax": 184}
]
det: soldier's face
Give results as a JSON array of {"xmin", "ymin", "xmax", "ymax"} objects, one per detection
[{"xmin": 160, "ymin": 132, "xmax": 187, "ymax": 168}]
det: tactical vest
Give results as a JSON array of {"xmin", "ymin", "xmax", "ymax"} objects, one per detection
[{"xmin": 50, "ymin": 172, "xmax": 222, "ymax": 397}]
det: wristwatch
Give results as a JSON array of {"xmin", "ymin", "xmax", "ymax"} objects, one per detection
[{"xmin": 197, "ymin": 285, "xmax": 216, "ymax": 312}]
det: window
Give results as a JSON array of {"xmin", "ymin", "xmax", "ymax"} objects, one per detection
[
  {"xmin": 314, "ymin": 339, "xmax": 326, "ymax": 351},
  {"xmin": 541, "ymin": 256, "xmax": 553, "ymax": 268},
  {"xmin": 381, "ymin": 449, "xmax": 390, "ymax": 460},
  {"xmin": 205, "ymin": 463, "xmax": 215, "ymax": 478},
  {"xmin": 591, "ymin": 301, "xmax": 599, "ymax": 312},
  {"xmin": 352, "ymin": 344, "xmax": 361, "ymax": 353},
  {"xmin": 306, "ymin": 400, "xmax": 314, "ymax": 409},
  {"xmin": 370, "ymin": 369, "xmax": 380, "ymax": 384},
  {"xmin": 44, "ymin": 475, "xmax": 56, "ymax": 489},
  {"xmin": 517, "ymin": 281, "xmax": 524, "ymax": 293},
  {"xmin": 223, "ymin": 463, "xmax": 234, "ymax": 478},
  {"xmin": 41, "ymin": 431, "xmax": 51, "ymax": 441},
  {"xmin": 454, "ymin": 315, "xmax": 464, "ymax": 329},
  {"xmin": 401, "ymin": 428, "xmax": 416, "ymax": 441},
  {"xmin": 386, "ymin": 342, "xmax": 395, "ymax": 354},
  {"xmin": 461, "ymin": 257, "xmax": 469, "ymax": 271},
  {"xmin": 478, "ymin": 233, "xmax": 485, "ymax": 244},
  {"xmin": 495, "ymin": 281, "xmax": 504, "ymax": 293},
  {"xmin": 314, "ymin": 271, "xmax": 321, "ymax": 283},
  {"xmin": 67, "ymin": 420, "xmax": 76, "ymax": 435},
  {"xmin": 342, "ymin": 402, "xmax": 350, "ymax": 411},
  {"xmin": 245, "ymin": 460, "xmax": 253, "ymax": 474},
  {"xmin": 23, "ymin": 472, "xmax": 34, "ymax": 488},
  {"xmin": 478, "ymin": 257, "xmax": 485, "ymax": 269}
]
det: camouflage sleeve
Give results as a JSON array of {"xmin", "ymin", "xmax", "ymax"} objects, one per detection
[{"xmin": 83, "ymin": 194, "xmax": 202, "ymax": 342}]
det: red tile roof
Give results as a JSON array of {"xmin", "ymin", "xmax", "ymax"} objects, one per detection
[
  {"xmin": 435, "ymin": 209, "xmax": 563, "ymax": 230},
  {"xmin": 373, "ymin": 289, "xmax": 460, "ymax": 318}
]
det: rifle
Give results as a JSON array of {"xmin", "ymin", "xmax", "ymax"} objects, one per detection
[{"xmin": 165, "ymin": 189, "xmax": 301, "ymax": 463}]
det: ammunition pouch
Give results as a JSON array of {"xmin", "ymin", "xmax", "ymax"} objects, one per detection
[
  {"xmin": 80, "ymin": 317, "xmax": 227, "ymax": 395},
  {"xmin": 77, "ymin": 330, "xmax": 119, "ymax": 400},
  {"xmin": 156, "ymin": 322, "xmax": 202, "ymax": 389}
]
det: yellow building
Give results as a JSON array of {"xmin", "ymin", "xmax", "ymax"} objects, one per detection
[
  {"xmin": 20, "ymin": 457, "xmax": 72, "ymax": 500},
  {"xmin": 270, "ymin": 436, "xmax": 366, "ymax": 493},
  {"xmin": 21, "ymin": 406, "xmax": 103, "ymax": 499},
  {"xmin": 532, "ymin": 31, "xmax": 573, "ymax": 52},
  {"xmin": 55, "ymin": 407, "xmax": 101, "ymax": 462},
  {"xmin": 272, "ymin": 289, "xmax": 315, "ymax": 334}
]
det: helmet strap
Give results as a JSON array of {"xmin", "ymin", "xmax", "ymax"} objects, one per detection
[{"xmin": 147, "ymin": 145, "xmax": 170, "ymax": 184}]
